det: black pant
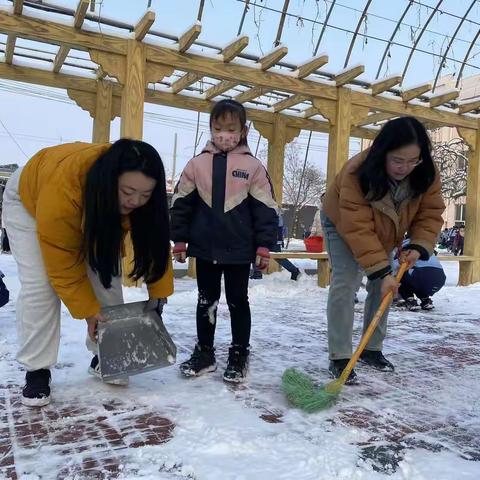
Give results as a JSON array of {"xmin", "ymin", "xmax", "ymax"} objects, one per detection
[
  {"xmin": 196, "ymin": 258, "xmax": 251, "ymax": 348},
  {"xmin": 399, "ymin": 267, "xmax": 446, "ymax": 300}
]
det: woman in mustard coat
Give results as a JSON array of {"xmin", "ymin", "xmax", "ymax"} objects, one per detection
[{"xmin": 2, "ymin": 139, "xmax": 173, "ymax": 406}]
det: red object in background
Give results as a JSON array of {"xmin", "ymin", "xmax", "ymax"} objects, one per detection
[{"xmin": 304, "ymin": 235, "xmax": 324, "ymax": 252}]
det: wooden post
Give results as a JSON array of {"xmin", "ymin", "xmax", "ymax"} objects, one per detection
[
  {"xmin": 267, "ymin": 114, "xmax": 288, "ymax": 204},
  {"xmin": 92, "ymin": 79, "xmax": 113, "ymax": 143},
  {"xmin": 326, "ymin": 88, "xmax": 352, "ymax": 186},
  {"xmin": 458, "ymin": 125, "xmax": 480, "ymax": 286},
  {"xmin": 120, "ymin": 40, "xmax": 146, "ymax": 140}
]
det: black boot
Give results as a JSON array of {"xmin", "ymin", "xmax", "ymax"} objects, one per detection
[
  {"xmin": 223, "ymin": 345, "xmax": 249, "ymax": 383},
  {"xmin": 22, "ymin": 369, "xmax": 51, "ymax": 407},
  {"xmin": 420, "ymin": 297, "xmax": 434, "ymax": 310},
  {"xmin": 180, "ymin": 344, "xmax": 217, "ymax": 377},
  {"xmin": 359, "ymin": 350, "xmax": 395, "ymax": 372},
  {"xmin": 290, "ymin": 269, "xmax": 301, "ymax": 281},
  {"xmin": 328, "ymin": 359, "xmax": 358, "ymax": 385},
  {"xmin": 404, "ymin": 297, "xmax": 420, "ymax": 311}
]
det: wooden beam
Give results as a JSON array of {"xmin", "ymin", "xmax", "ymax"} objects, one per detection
[
  {"xmin": 120, "ymin": 40, "xmax": 145, "ymax": 139},
  {"xmin": 370, "ymin": 75, "xmax": 402, "ymax": 96},
  {"xmin": 334, "ymin": 65, "xmax": 364, "ymax": 87},
  {"xmin": 177, "ymin": 22, "xmax": 201, "ymax": 52},
  {"xmin": 134, "ymin": 10, "xmax": 156, "ymax": 41},
  {"xmin": 356, "ymin": 111, "xmax": 395, "ymax": 127},
  {"xmin": 327, "ymin": 88, "xmax": 352, "ymax": 185},
  {"xmin": 203, "ymin": 46, "xmax": 288, "ymax": 100},
  {"xmin": 204, "ymin": 80, "xmax": 237, "ymax": 100},
  {"xmin": 170, "ymin": 35, "xmax": 248, "ymax": 94},
  {"xmin": 0, "ymin": 9, "xmax": 476, "ymax": 130},
  {"xmin": 4, "ymin": 0, "xmax": 24, "ymax": 65},
  {"xmin": 459, "ymin": 124, "xmax": 480, "ymax": 285},
  {"xmin": 221, "ymin": 36, "xmax": 250, "ymax": 62},
  {"xmin": 170, "ymin": 72, "xmax": 199, "ymax": 94},
  {"xmin": 272, "ymin": 94, "xmax": 308, "ymax": 112},
  {"xmin": 73, "ymin": 0, "xmax": 90, "ymax": 28},
  {"xmin": 0, "ymin": 9, "xmax": 127, "ymax": 55},
  {"xmin": 258, "ymin": 45, "xmax": 289, "ymax": 70},
  {"xmin": 0, "ymin": 62, "xmax": 378, "ymax": 139},
  {"xmin": 459, "ymin": 99, "xmax": 480, "ymax": 114},
  {"xmin": 401, "ymin": 83, "xmax": 431, "ymax": 102},
  {"xmin": 303, "ymin": 106, "xmax": 319, "ymax": 118},
  {"xmin": 92, "ymin": 80, "xmax": 113, "ymax": 143},
  {"xmin": 13, "ymin": 0, "xmax": 24, "ymax": 15},
  {"xmin": 428, "ymin": 90, "xmax": 459, "ymax": 108},
  {"xmin": 351, "ymin": 89, "xmax": 476, "ymax": 129},
  {"xmin": 4, "ymin": 35, "xmax": 16, "ymax": 64},
  {"xmin": 294, "ymin": 54, "xmax": 329, "ymax": 78},
  {"xmin": 234, "ymin": 86, "xmax": 268, "ymax": 104}
]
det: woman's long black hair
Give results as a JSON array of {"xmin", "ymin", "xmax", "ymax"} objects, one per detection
[
  {"xmin": 83, "ymin": 139, "xmax": 170, "ymax": 288},
  {"xmin": 356, "ymin": 116, "xmax": 436, "ymax": 201},
  {"xmin": 210, "ymin": 99, "xmax": 249, "ymax": 146}
]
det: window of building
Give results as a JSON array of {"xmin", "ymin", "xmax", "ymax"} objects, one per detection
[{"xmin": 455, "ymin": 203, "xmax": 466, "ymax": 222}]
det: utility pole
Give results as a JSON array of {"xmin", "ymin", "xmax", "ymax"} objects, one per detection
[{"xmin": 171, "ymin": 132, "xmax": 178, "ymax": 188}]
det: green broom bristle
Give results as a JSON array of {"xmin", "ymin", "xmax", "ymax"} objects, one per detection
[{"xmin": 282, "ymin": 367, "xmax": 339, "ymax": 413}]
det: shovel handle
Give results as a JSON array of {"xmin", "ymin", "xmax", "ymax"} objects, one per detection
[{"xmin": 339, "ymin": 262, "xmax": 409, "ymax": 385}]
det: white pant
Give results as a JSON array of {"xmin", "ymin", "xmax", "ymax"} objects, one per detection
[{"xmin": 2, "ymin": 169, "xmax": 124, "ymax": 371}]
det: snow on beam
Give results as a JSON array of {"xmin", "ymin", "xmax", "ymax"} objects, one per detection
[
  {"xmin": 234, "ymin": 86, "xmax": 269, "ymax": 104},
  {"xmin": 272, "ymin": 94, "xmax": 308, "ymax": 112},
  {"xmin": 401, "ymin": 82, "xmax": 431, "ymax": 102},
  {"xmin": 303, "ymin": 106, "xmax": 319, "ymax": 118},
  {"xmin": 53, "ymin": 0, "xmax": 90, "ymax": 73},
  {"xmin": 458, "ymin": 99, "xmax": 480, "ymax": 114},
  {"xmin": 205, "ymin": 46, "xmax": 288, "ymax": 103},
  {"xmin": 134, "ymin": 11, "xmax": 156, "ymax": 42},
  {"xmin": 258, "ymin": 45, "xmax": 289, "ymax": 70},
  {"xmin": 356, "ymin": 111, "xmax": 395, "ymax": 127},
  {"xmin": 428, "ymin": 89, "xmax": 459, "ymax": 108},
  {"xmin": 177, "ymin": 22, "xmax": 201, "ymax": 53},
  {"xmin": 171, "ymin": 36, "xmax": 248, "ymax": 94},
  {"xmin": 334, "ymin": 64, "xmax": 364, "ymax": 87},
  {"xmin": 370, "ymin": 75, "xmax": 402, "ymax": 96},
  {"xmin": 294, "ymin": 53, "xmax": 328, "ymax": 79},
  {"xmin": 203, "ymin": 80, "xmax": 237, "ymax": 100}
]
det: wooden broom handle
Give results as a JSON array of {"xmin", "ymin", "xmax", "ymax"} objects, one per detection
[{"xmin": 339, "ymin": 262, "xmax": 409, "ymax": 384}]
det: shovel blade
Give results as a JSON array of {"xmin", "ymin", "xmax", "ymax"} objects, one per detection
[{"xmin": 97, "ymin": 301, "xmax": 176, "ymax": 381}]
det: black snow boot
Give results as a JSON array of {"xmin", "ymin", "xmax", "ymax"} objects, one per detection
[
  {"xmin": 291, "ymin": 269, "xmax": 301, "ymax": 281},
  {"xmin": 22, "ymin": 369, "xmax": 51, "ymax": 407},
  {"xmin": 420, "ymin": 297, "xmax": 434, "ymax": 310},
  {"xmin": 359, "ymin": 350, "xmax": 395, "ymax": 372},
  {"xmin": 328, "ymin": 359, "xmax": 358, "ymax": 385},
  {"xmin": 180, "ymin": 344, "xmax": 217, "ymax": 377},
  {"xmin": 223, "ymin": 345, "xmax": 249, "ymax": 383},
  {"xmin": 404, "ymin": 297, "xmax": 420, "ymax": 311}
]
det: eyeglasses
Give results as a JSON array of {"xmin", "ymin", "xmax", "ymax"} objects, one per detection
[{"xmin": 388, "ymin": 158, "xmax": 423, "ymax": 168}]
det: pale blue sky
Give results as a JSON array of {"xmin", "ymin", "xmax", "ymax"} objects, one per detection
[{"xmin": 0, "ymin": 0, "xmax": 478, "ymax": 177}]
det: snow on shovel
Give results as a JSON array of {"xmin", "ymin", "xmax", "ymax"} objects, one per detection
[{"xmin": 97, "ymin": 301, "xmax": 176, "ymax": 382}]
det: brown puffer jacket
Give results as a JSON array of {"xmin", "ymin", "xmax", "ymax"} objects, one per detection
[{"xmin": 322, "ymin": 150, "xmax": 445, "ymax": 279}]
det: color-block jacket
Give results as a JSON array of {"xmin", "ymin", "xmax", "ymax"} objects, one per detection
[
  {"xmin": 322, "ymin": 150, "xmax": 445, "ymax": 279},
  {"xmin": 18, "ymin": 142, "xmax": 174, "ymax": 319},
  {"xmin": 170, "ymin": 142, "xmax": 278, "ymax": 264}
]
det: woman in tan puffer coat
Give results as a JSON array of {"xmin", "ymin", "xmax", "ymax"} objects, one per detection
[{"xmin": 321, "ymin": 116, "xmax": 445, "ymax": 383}]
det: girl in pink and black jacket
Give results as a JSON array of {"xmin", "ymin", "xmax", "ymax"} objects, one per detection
[{"xmin": 171, "ymin": 99, "xmax": 278, "ymax": 383}]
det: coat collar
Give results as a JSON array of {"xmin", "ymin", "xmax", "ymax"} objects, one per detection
[{"xmin": 201, "ymin": 140, "xmax": 253, "ymax": 156}]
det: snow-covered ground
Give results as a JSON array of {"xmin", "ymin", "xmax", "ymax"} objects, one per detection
[{"xmin": 0, "ymin": 253, "xmax": 479, "ymax": 480}]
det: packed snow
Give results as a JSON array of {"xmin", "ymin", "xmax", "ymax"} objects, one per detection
[{"xmin": 0, "ymin": 253, "xmax": 479, "ymax": 479}]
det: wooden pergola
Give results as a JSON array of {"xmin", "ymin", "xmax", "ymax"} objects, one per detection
[{"xmin": 1, "ymin": 0, "xmax": 480, "ymax": 285}]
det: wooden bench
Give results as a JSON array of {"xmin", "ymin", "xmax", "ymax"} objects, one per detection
[{"xmin": 270, "ymin": 251, "xmax": 480, "ymax": 287}]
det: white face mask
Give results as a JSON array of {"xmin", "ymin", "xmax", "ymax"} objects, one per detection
[{"xmin": 212, "ymin": 132, "xmax": 241, "ymax": 152}]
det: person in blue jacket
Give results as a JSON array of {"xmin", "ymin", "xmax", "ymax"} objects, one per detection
[{"xmin": 394, "ymin": 240, "xmax": 446, "ymax": 311}]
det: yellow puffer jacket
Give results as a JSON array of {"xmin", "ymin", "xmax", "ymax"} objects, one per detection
[{"xmin": 19, "ymin": 142, "xmax": 174, "ymax": 319}]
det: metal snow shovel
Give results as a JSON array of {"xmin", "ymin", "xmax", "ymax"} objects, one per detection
[{"xmin": 97, "ymin": 301, "xmax": 176, "ymax": 382}]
